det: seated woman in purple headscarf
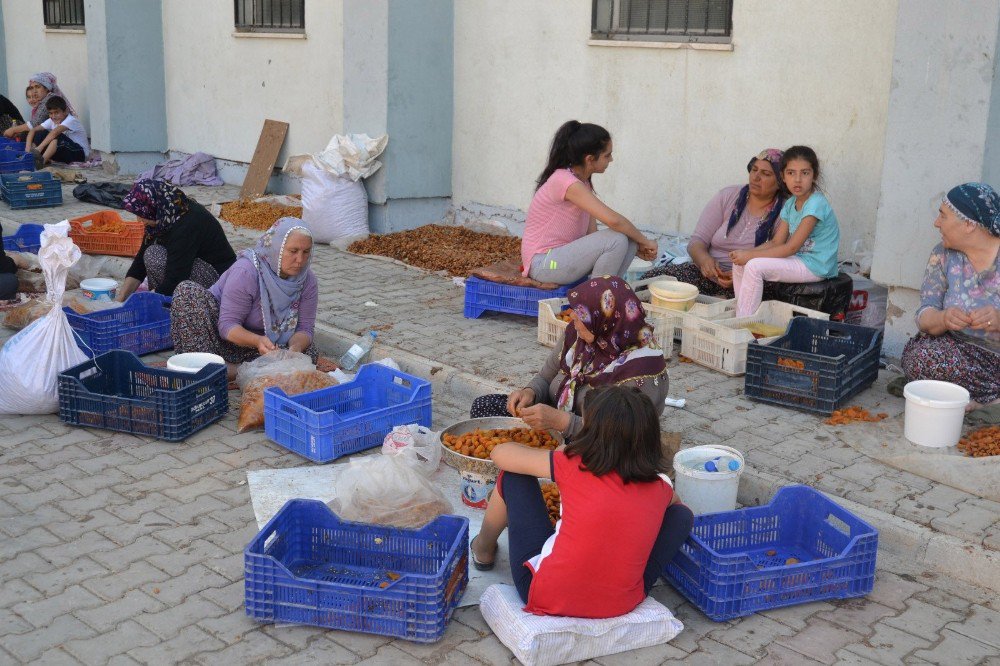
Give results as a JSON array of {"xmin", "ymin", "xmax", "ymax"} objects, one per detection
[
  {"xmin": 170, "ymin": 217, "xmax": 319, "ymax": 379},
  {"xmin": 902, "ymin": 182, "xmax": 1000, "ymax": 411}
]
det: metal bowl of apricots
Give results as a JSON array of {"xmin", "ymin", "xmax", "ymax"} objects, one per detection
[{"xmin": 439, "ymin": 417, "xmax": 564, "ymax": 479}]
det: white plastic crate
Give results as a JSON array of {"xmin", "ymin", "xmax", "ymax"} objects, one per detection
[
  {"xmin": 640, "ymin": 303, "xmax": 675, "ymax": 359},
  {"xmin": 537, "ymin": 297, "xmax": 570, "ymax": 347},
  {"xmin": 680, "ymin": 301, "xmax": 829, "ymax": 376}
]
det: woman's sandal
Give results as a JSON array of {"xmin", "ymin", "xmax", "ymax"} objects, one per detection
[{"xmin": 469, "ymin": 535, "xmax": 495, "ymax": 572}]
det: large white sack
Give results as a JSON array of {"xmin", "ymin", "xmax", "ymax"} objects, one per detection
[
  {"xmin": 0, "ymin": 222, "xmax": 89, "ymax": 414},
  {"xmin": 300, "ymin": 161, "xmax": 369, "ymax": 248}
]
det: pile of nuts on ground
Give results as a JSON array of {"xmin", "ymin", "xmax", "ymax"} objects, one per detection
[
  {"xmin": 220, "ymin": 200, "xmax": 302, "ymax": 230},
  {"xmin": 349, "ymin": 224, "xmax": 520, "ymax": 276}
]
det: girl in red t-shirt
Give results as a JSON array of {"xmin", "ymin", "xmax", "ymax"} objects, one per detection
[{"xmin": 471, "ymin": 385, "xmax": 694, "ymax": 619}]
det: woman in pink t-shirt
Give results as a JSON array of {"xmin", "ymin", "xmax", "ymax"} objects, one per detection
[
  {"xmin": 470, "ymin": 385, "xmax": 694, "ymax": 619},
  {"xmin": 521, "ymin": 121, "xmax": 658, "ymax": 283}
]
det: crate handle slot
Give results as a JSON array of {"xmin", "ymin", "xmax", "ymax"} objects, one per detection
[
  {"xmin": 826, "ymin": 328, "xmax": 851, "ymax": 339},
  {"xmin": 825, "ymin": 513, "xmax": 851, "ymax": 536}
]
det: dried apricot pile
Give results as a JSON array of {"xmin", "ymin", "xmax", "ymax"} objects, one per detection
[
  {"xmin": 776, "ymin": 357, "xmax": 805, "ymax": 370},
  {"xmin": 541, "ymin": 483, "xmax": 561, "ymax": 525},
  {"xmin": 555, "ymin": 309, "xmax": 573, "ymax": 323},
  {"xmin": 220, "ymin": 199, "xmax": 302, "ymax": 231},
  {"xmin": 957, "ymin": 425, "xmax": 1000, "ymax": 458},
  {"xmin": 824, "ymin": 406, "xmax": 888, "ymax": 426},
  {"xmin": 348, "ymin": 224, "xmax": 520, "ymax": 277},
  {"xmin": 443, "ymin": 427, "xmax": 560, "ymax": 460}
]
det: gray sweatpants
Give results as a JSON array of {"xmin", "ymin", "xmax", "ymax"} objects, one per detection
[{"xmin": 527, "ymin": 229, "xmax": 637, "ymax": 285}]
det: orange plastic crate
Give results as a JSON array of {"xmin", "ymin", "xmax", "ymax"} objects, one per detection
[{"xmin": 69, "ymin": 211, "xmax": 146, "ymax": 258}]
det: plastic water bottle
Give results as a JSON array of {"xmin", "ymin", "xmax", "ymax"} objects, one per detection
[
  {"xmin": 704, "ymin": 456, "xmax": 740, "ymax": 473},
  {"xmin": 338, "ymin": 331, "xmax": 377, "ymax": 371}
]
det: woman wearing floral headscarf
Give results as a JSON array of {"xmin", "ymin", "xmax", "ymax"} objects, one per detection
[
  {"xmin": 902, "ymin": 182, "xmax": 1000, "ymax": 410},
  {"xmin": 642, "ymin": 149, "xmax": 787, "ymax": 298},
  {"xmin": 170, "ymin": 217, "xmax": 319, "ymax": 377},
  {"xmin": 470, "ymin": 276, "xmax": 669, "ymax": 437},
  {"xmin": 3, "ymin": 72, "xmax": 76, "ymax": 138},
  {"xmin": 117, "ymin": 179, "xmax": 236, "ymax": 301}
]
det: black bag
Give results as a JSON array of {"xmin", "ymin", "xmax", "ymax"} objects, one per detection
[
  {"xmin": 72, "ymin": 182, "xmax": 132, "ymax": 209},
  {"xmin": 766, "ymin": 272, "xmax": 854, "ymax": 320}
]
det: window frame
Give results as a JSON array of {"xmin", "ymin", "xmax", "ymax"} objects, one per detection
[
  {"xmin": 591, "ymin": 0, "xmax": 733, "ymax": 44},
  {"xmin": 42, "ymin": 0, "xmax": 86, "ymax": 30},
  {"xmin": 234, "ymin": 0, "xmax": 306, "ymax": 34}
]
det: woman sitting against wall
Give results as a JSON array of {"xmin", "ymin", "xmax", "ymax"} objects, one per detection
[
  {"xmin": 117, "ymin": 179, "xmax": 237, "ymax": 301},
  {"xmin": 3, "ymin": 72, "xmax": 74, "ymax": 140},
  {"xmin": 902, "ymin": 182, "xmax": 1000, "ymax": 411},
  {"xmin": 170, "ymin": 217, "xmax": 319, "ymax": 379},
  {"xmin": 642, "ymin": 149, "xmax": 787, "ymax": 298}
]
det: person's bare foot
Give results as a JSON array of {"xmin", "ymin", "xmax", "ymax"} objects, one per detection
[{"xmin": 226, "ymin": 362, "xmax": 239, "ymax": 382}]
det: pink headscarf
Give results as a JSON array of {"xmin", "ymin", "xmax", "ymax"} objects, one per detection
[{"xmin": 28, "ymin": 72, "xmax": 75, "ymax": 126}]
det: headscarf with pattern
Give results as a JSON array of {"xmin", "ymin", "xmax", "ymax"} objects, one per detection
[
  {"xmin": 725, "ymin": 148, "xmax": 787, "ymax": 247},
  {"xmin": 122, "ymin": 179, "xmax": 190, "ymax": 239},
  {"xmin": 944, "ymin": 182, "xmax": 1000, "ymax": 237},
  {"xmin": 555, "ymin": 276, "xmax": 668, "ymax": 413},
  {"xmin": 241, "ymin": 217, "xmax": 313, "ymax": 346},
  {"xmin": 28, "ymin": 72, "xmax": 75, "ymax": 127}
]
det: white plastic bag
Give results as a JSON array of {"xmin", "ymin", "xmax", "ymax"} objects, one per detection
[
  {"xmin": 299, "ymin": 161, "xmax": 369, "ymax": 247},
  {"xmin": 235, "ymin": 349, "xmax": 315, "ymax": 390},
  {"xmin": 285, "ymin": 133, "xmax": 388, "ymax": 182},
  {"xmin": 381, "ymin": 424, "xmax": 441, "ymax": 477},
  {"xmin": 0, "ymin": 221, "xmax": 89, "ymax": 414}
]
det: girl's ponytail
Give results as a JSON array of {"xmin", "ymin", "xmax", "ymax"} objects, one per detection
[{"xmin": 535, "ymin": 120, "xmax": 611, "ymax": 191}]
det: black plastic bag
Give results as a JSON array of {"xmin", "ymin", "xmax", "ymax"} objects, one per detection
[
  {"xmin": 766, "ymin": 272, "xmax": 853, "ymax": 321},
  {"xmin": 72, "ymin": 182, "xmax": 132, "ymax": 209}
]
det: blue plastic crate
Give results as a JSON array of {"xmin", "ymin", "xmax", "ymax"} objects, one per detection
[
  {"xmin": 464, "ymin": 276, "xmax": 576, "ymax": 318},
  {"xmin": 665, "ymin": 485, "xmax": 878, "ymax": 621},
  {"xmin": 2, "ymin": 223, "xmax": 43, "ymax": 253},
  {"xmin": 58, "ymin": 350, "xmax": 228, "ymax": 441},
  {"xmin": 0, "ymin": 147, "xmax": 33, "ymax": 175},
  {"xmin": 65, "ymin": 292, "xmax": 173, "ymax": 357},
  {"xmin": 264, "ymin": 364, "xmax": 432, "ymax": 463},
  {"xmin": 744, "ymin": 318, "xmax": 882, "ymax": 415},
  {"xmin": 245, "ymin": 499, "xmax": 469, "ymax": 642},
  {"xmin": 1, "ymin": 171, "xmax": 61, "ymax": 209}
]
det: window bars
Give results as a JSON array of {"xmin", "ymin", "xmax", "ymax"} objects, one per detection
[
  {"xmin": 592, "ymin": 0, "xmax": 732, "ymax": 42},
  {"xmin": 43, "ymin": 0, "xmax": 85, "ymax": 29},
  {"xmin": 234, "ymin": 0, "xmax": 305, "ymax": 32}
]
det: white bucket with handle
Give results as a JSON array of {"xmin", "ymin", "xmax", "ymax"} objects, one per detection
[
  {"xmin": 672, "ymin": 445, "xmax": 745, "ymax": 515},
  {"xmin": 903, "ymin": 380, "xmax": 969, "ymax": 448}
]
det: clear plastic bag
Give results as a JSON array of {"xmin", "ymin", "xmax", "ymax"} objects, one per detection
[
  {"xmin": 235, "ymin": 349, "xmax": 315, "ymax": 390},
  {"xmin": 330, "ymin": 454, "xmax": 452, "ymax": 529},
  {"xmin": 381, "ymin": 424, "xmax": 441, "ymax": 477},
  {"xmin": 235, "ymin": 351, "xmax": 333, "ymax": 432}
]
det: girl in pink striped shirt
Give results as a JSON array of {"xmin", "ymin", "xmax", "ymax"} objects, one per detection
[{"xmin": 521, "ymin": 121, "xmax": 658, "ymax": 283}]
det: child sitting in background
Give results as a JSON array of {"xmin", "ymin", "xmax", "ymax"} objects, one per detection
[
  {"xmin": 470, "ymin": 385, "xmax": 693, "ymax": 618},
  {"xmin": 729, "ymin": 145, "xmax": 840, "ymax": 317},
  {"xmin": 25, "ymin": 96, "xmax": 90, "ymax": 167}
]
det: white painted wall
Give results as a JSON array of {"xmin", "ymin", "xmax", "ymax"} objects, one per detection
[
  {"xmin": 453, "ymin": 0, "xmax": 898, "ymax": 260},
  {"xmin": 161, "ymin": 0, "xmax": 343, "ymax": 171},
  {"xmin": 1, "ymin": 0, "xmax": 89, "ymax": 129}
]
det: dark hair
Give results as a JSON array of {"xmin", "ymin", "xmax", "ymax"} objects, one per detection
[
  {"xmin": 45, "ymin": 96, "xmax": 67, "ymax": 112},
  {"xmin": 780, "ymin": 145, "xmax": 821, "ymax": 184},
  {"xmin": 564, "ymin": 385, "xmax": 665, "ymax": 483},
  {"xmin": 535, "ymin": 120, "xmax": 611, "ymax": 191}
]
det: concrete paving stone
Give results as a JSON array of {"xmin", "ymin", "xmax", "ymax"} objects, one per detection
[
  {"xmin": 0, "ymin": 519, "xmax": 62, "ymax": 550},
  {"xmin": 931, "ymin": 499, "xmax": 1000, "ymax": 545},
  {"xmin": 0, "ymin": 551, "xmax": 55, "ymax": 586},
  {"xmin": 912, "ymin": 585, "xmax": 974, "ymax": 614},
  {"xmin": 846, "ymin": 478, "xmax": 904, "ymax": 515},
  {"xmin": 0, "ymin": 607, "xmax": 35, "ymax": 637},
  {"xmin": 12, "ymin": 584, "xmax": 104, "ymax": 628},
  {"xmin": 707, "ymin": 613, "xmax": 798, "ymax": 658},
  {"xmin": 56, "ymin": 487, "xmax": 129, "ymax": 518},
  {"xmin": 126, "ymin": 625, "xmax": 226, "ymax": 666},
  {"xmin": 76, "ymin": 589, "xmax": 167, "ymax": 633},
  {"xmin": 455, "ymin": 634, "xmax": 519, "ymax": 665},
  {"xmin": 36, "ymin": 530, "xmax": 120, "ymax": 568},
  {"xmin": 136, "ymin": 594, "xmax": 229, "ymax": 640},
  {"xmin": 200, "ymin": 552, "xmax": 245, "ymax": 583},
  {"xmin": 677, "ymin": 638, "xmax": 757, "ymax": 665},
  {"xmin": 145, "ymin": 564, "xmax": 230, "ymax": 606},
  {"xmin": 121, "ymin": 438, "xmax": 200, "ymax": 462},
  {"xmin": 150, "ymin": 515, "xmax": 230, "ymax": 548},
  {"xmin": 5, "ymin": 480, "xmax": 82, "ymax": 512},
  {"xmin": 63, "ymin": 468, "xmax": 138, "ymax": 497},
  {"xmin": 451, "ymin": 606, "xmax": 492, "ymax": 637},
  {"xmin": 313, "ymin": 630, "xmax": 393, "ymax": 660},
  {"xmin": 112, "ymin": 473, "xmax": 190, "ymax": 502},
  {"xmin": 197, "ymin": 579, "xmax": 245, "ymax": 614},
  {"xmin": 669, "ymin": 603, "xmax": 732, "ymax": 654},
  {"xmin": 894, "ymin": 495, "xmax": 955, "ymax": 529},
  {"xmin": 203, "ymin": 519, "xmax": 260, "ymax": 556},
  {"xmin": 757, "ymin": 643, "xmax": 828, "ymax": 665},
  {"xmin": 23, "ymin": 555, "xmax": 110, "ymax": 596},
  {"xmin": 882, "ymin": 597, "xmax": 964, "ymax": 639},
  {"xmin": 104, "ymin": 492, "xmax": 176, "ymax": 522},
  {"xmin": 757, "ymin": 602, "xmax": 835, "ymax": 633},
  {"xmin": 391, "ymin": 617, "xmax": 482, "ymax": 662},
  {"xmin": 209, "ymin": 485, "xmax": 253, "ymax": 508},
  {"xmin": 17, "ymin": 460, "xmax": 94, "ymax": 491},
  {"xmin": 257, "ymin": 623, "xmax": 329, "ymax": 651},
  {"xmin": 203, "ymin": 501, "xmax": 256, "ymax": 529},
  {"xmin": 211, "ymin": 445, "xmax": 288, "ymax": 470},
  {"xmin": 589, "ymin": 640, "xmax": 688, "ymax": 664},
  {"xmin": 70, "ymin": 450, "xmax": 141, "ymax": 476},
  {"xmin": 824, "ymin": 649, "xmax": 884, "ymax": 665},
  {"xmin": 96, "ymin": 510, "xmax": 177, "ymax": 547},
  {"xmin": 63, "ymin": 620, "xmax": 161, "ymax": 666},
  {"xmin": 162, "ymin": 455, "xmax": 236, "ymax": 485},
  {"xmin": 912, "ymin": 628, "xmax": 1000, "ymax": 665},
  {"xmin": 192, "ymin": 630, "xmax": 295, "ymax": 664},
  {"xmin": 147, "ymin": 540, "xmax": 233, "ymax": 578},
  {"xmin": 167, "ymin": 439, "xmax": 237, "ymax": 466},
  {"xmin": 32, "ymin": 438, "xmax": 103, "ymax": 467},
  {"xmin": 0, "ymin": 425, "xmax": 64, "ymax": 448},
  {"xmin": 89, "ymin": 536, "xmax": 174, "ymax": 572},
  {"xmin": 0, "ymin": 578, "xmax": 45, "ymax": 610},
  {"xmin": 946, "ymin": 604, "xmax": 1000, "ymax": 650},
  {"xmin": 876, "ymin": 467, "xmax": 935, "ymax": 494},
  {"xmin": 809, "ymin": 440, "xmax": 867, "ymax": 467},
  {"xmin": 32, "ymin": 648, "xmax": 86, "ymax": 665},
  {"xmin": 80, "ymin": 561, "xmax": 171, "ymax": 602},
  {"xmin": 815, "ymin": 598, "xmax": 898, "ymax": 637},
  {"xmin": 353, "ymin": 643, "xmax": 429, "ymax": 665},
  {"xmin": 839, "ymin": 622, "xmax": 933, "ymax": 665},
  {"xmin": 774, "ymin": 618, "xmax": 866, "ymax": 665},
  {"xmin": 117, "ymin": 452, "xmax": 186, "ymax": 481},
  {"xmin": 3, "ymin": 614, "xmax": 97, "ymax": 662}
]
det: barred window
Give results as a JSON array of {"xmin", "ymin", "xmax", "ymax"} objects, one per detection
[
  {"xmin": 43, "ymin": 0, "xmax": 85, "ymax": 29},
  {"xmin": 592, "ymin": 0, "xmax": 732, "ymax": 43},
  {"xmin": 235, "ymin": 0, "xmax": 305, "ymax": 33}
]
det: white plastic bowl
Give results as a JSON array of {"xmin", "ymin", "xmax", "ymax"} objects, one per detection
[
  {"xmin": 79, "ymin": 277, "xmax": 119, "ymax": 302},
  {"xmin": 167, "ymin": 353, "xmax": 225, "ymax": 374},
  {"xmin": 903, "ymin": 380, "xmax": 969, "ymax": 448},
  {"xmin": 648, "ymin": 280, "xmax": 699, "ymax": 311}
]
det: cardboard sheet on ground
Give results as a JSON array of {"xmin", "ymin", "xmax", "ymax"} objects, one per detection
[
  {"xmin": 836, "ymin": 415, "xmax": 1000, "ymax": 503},
  {"xmin": 247, "ymin": 461, "xmax": 509, "ymax": 607}
]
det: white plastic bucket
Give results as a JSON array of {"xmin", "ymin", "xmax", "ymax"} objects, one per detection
[
  {"xmin": 672, "ymin": 445, "xmax": 745, "ymax": 515},
  {"xmin": 624, "ymin": 258, "xmax": 653, "ymax": 283},
  {"xmin": 649, "ymin": 280, "xmax": 699, "ymax": 311},
  {"xmin": 79, "ymin": 277, "xmax": 118, "ymax": 301},
  {"xmin": 903, "ymin": 380, "xmax": 969, "ymax": 448},
  {"xmin": 167, "ymin": 352, "xmax": 225, "ymax": 374}
]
